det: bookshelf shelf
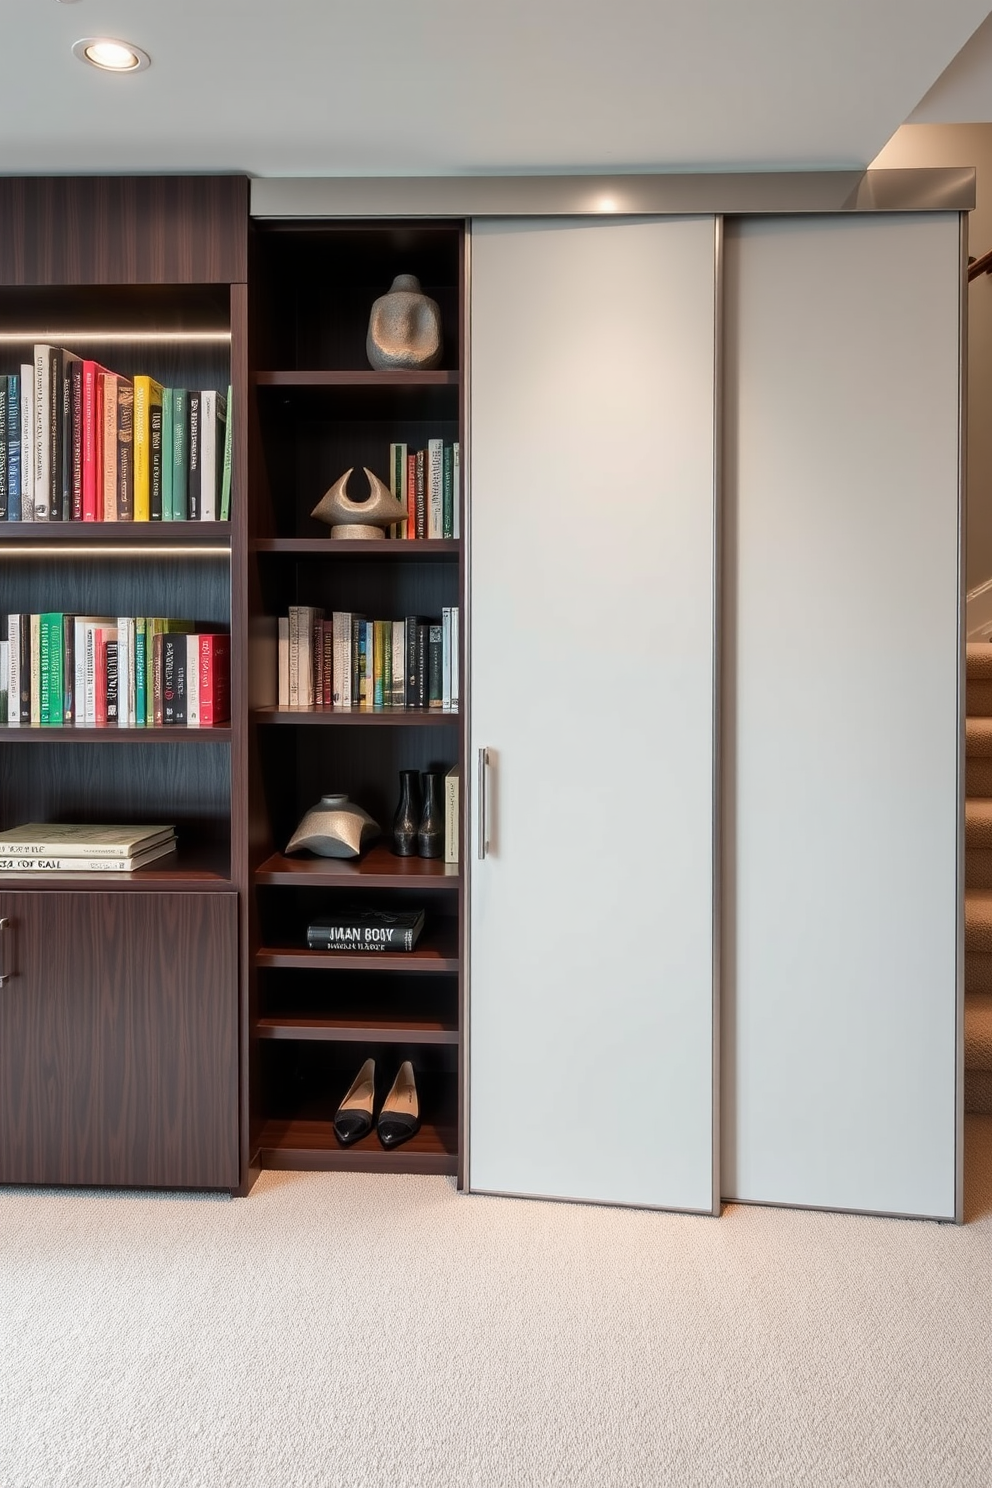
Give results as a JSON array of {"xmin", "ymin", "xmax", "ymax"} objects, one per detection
[
  {"xmin": 0, "ymin": 842, "xmax": 232, "ymax": 891},
  {"xmin": 0, "ymin": 725, "xmax": 233, "ymax": 743},
  {"xmin": 255, "ymin": 845, "xmax": 459, "ymax": 887},
  {"xmin": 255, "ymin": 1117, "xmax": 458, "ymax": 1175},
  {"xmin": 0, "ymin": 522, "xmax": 231, "ymax": 548},
  {"xmin": 252, "ymin": 706, "xmax": 456, "ymax": 728},
  {"xmin": 252, "ymin": 538, "xmax": 459, "ymax": 558},
  {"xmin": 256, "ymin": 1017, "xmax": 459, "ymax": 1045},
  {"xmin": 255, "ymin": 370, "xmax": 458, "ymax": 388},
  {"xmin": 256, "ymin": 937, "xmax": 459, "ymax": 972}
]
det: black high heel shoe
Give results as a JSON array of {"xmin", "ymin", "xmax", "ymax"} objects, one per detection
[
  {"xmin": 333, "ymin": 1057, "xmax": 376, "ymax": 1145},
  {"xmin": 377, "ymin": 1061, "xmax": 421, "ymax": 1148}
]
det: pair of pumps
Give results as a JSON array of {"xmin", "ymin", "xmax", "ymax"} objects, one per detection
[{"xmin": 333, "ymin": 1058, "xmax": 420, "ymax": 1149}]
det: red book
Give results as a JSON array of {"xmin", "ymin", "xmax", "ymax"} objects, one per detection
[
  {"xmin": 406, "ymin": 451, "xmax": 417, "ymax": 540},
  {"xmin": 81, "ymin": 361, "xmax": 108, "ymax": 522},
  {"xmin": 198, "ymin": 634, "xmax": 230, "ymax": 726},
  {"xmin": 93, "ymin": 625, "xmax": 116, "ymax": 725}
]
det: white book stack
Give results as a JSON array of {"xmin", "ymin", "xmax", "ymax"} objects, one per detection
[{"xmin": 0, "ymin": 822, "xmax": 178, "ymax": 874}]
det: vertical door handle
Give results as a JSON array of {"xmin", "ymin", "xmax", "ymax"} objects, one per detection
[
  {"xmin": 477, "ymin": 747, "xmax": 491, "ymax": 860},
  {"xmin": 0, "ymin": 917, "xmax": 11, "ymax": 986}
]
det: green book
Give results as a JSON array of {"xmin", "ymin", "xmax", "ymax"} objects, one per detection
[
  {"xmin": 135, "ymin": 618, "xmax": 146, "ymax": 727},
  {"xmin": 48, "ymin": 612, "xmax": 63, "ymax": 725},
  {"xmin": 161, "ymin": 389, "xmax": 174, "ymax": 522},
  {"xmin": 39, "ymin": 615, "xmax": 51, "ymax": 724},
  {"xmin": 172, "ymin": 388, "xmax": 189, "ymax": 521},
  {"xmin": 442, "ymin": 444, "xmax": 454, "ymax": 539},
  {"xmin": 219, "ymin": 383, "xmax": 233, "ymax": 521}
]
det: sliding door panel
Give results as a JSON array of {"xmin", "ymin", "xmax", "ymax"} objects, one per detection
[
  {"xmin": 722, "ymin": 213, "xmax": 962, "ymax": 1218},
  {"xmin": 468, "ymin": 216, "xmax": 719, "ymax": 1211}
]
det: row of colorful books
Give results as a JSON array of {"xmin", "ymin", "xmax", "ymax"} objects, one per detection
[
  {"xmin": 0, "ymin": 822, "xmax": 177, "ymax": 874},
  {"xmin": 386, "ymin": 440, "xmax": 459, "ymax": 539},
  {"xmin": 0, "ymin": 615, "xmax": 230, "ymax": 727},
  {"xmin": 277, "ymin": 606, "xmax": 459, "ymax": 711},
  {"xmin": 0, "ymin": 351, "xmax": 232, "ymax": 521}
]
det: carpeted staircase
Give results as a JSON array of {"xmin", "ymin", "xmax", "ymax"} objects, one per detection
[{"xmin": 966, "ymin": 643, "xmax": 992, "ymax": 1112}]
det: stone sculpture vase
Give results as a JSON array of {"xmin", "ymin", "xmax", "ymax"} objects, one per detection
[
  {"xmin": 366, "ymin": 274, "xmax": 443, "ymax": 371},
  {"xmin": 310, "ymin": 467, "xmax": 407, "ymax": 539},
  {"xmin": 284, "ymin": 793, "xmax": 380, "ymax": 859}
]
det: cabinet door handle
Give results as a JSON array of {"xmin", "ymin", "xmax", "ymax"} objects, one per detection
[
  {"xmin": 477, "ymin": 747, "xmax": 491, "ymax": 860},
  {"xmin": 0, "ymin": 917, "xmax": 11, "ymax": 987}
]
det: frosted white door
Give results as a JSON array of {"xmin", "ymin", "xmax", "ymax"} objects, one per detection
[
  {"xmin": 468, "ymin": 217, "xmax": 719, "ymax": 1211},
  {"xmin": 722, "ymin": 213, "xmax": 962, "ymax": 1219}
]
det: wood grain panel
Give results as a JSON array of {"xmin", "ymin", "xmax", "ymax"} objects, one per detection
[
  {"xmin": 253, "ymin": 551, "xmax": 457, "ymax": 621},
  {"xmin": 0, "ymin": 553, "xmax": 231, "ymax": 627},
  {"xmin": 0, "ymin": 177, "xmax": 248, "ymax": 286},
  {"xmin": 0, "ymin": 891, "xmax": 238, "ymax": 1188},
  {"xmin": 0, "ymin": 739, "xmax": 231, "ymax": 851}
]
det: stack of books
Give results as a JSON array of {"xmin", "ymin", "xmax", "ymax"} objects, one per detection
[
  {"xmin": 0, "ymin": 823, "xmax": 177, "ymax": 873},
  {"xmin": 277, "ymin": 607, "xmax": 458, "ymax": 711},
  {"xmin": 387, "ymin": 439, "xmax": 460, "ymax": 539},
  {"xmin": 3, "ymin": 614, "xmax": 230, "ymax": 727},
  {"xmin": 0, "ymin": 352, "xmax": 232, "ymax": 522}
]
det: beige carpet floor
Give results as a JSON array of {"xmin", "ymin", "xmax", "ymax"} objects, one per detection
[{"xmin": 4, "ymin": 1122, "xmax": 992, "ymax": 1488}]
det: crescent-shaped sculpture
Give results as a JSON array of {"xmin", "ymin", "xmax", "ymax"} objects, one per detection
[{"xmin": 310, "ymin": 467, "xmax": 407, "ymax": 539}]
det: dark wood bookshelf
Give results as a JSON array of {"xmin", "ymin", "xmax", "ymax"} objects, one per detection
[
  {"xmin": 255, "ymin": 845, "xmax": 459, "ymax": 887},
  {"xmin": 252, "ymin": 706, "xmax": 456, "ymax": 727},
  {"xmin": 248, "ymin": 214, "xmax": 466, "ymax": 1186},
  {"xmin": 0, "ymin": 175, "xmax": 246, "ymax": 1194}
]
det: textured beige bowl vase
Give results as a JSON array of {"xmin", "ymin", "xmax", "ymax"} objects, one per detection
[
  {"xmin": 285, "ymin": 794, "xmax": 380, "ymax": 858},
  {"xmin": 311, "ymin": 467, "xmax": 407, "ymax": 538},
  {"xmin": 366, "ymin": 274, "xmax": 443, "ymax": 371}
]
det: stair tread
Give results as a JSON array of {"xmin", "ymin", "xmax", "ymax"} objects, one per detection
[
  {"xmin": 967, "ymin": 717, "xmax": 992, "ymax": 756},
  {"xmin": 966, "ymin": 990, "xmax": 992, "ymax": 1070},
  {"xmin": 966, "ymin": 800, "xmax": 992, "ymax": 846},
  {"xmin": 966, "ymin": 890, "xmax": 992, "ymax": 951},
  {"xmin": 967, "ymin": 642, "xmax": 992, "ymax": 679}
]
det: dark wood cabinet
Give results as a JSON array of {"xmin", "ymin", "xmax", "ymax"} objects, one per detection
[{"xmin": 0, "ymin": 891, "xmax": 238, "ymax": 1188}]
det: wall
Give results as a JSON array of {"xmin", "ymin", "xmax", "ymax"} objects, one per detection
[{"xmin": 872, "ymin": 123, "xmax": 992, "ymax": 593}]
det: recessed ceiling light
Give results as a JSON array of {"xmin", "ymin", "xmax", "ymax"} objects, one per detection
[{"xmin": 72, "ymin": 37, "xmax": 150, "ymax": 72}]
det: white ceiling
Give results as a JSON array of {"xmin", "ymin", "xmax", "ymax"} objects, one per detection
[
  {"xmin": 911, "ymin": 9, "xmax": 992, "ymax": 121},
  {"xmin": 2, "ymin": 0, "xmax": 992, "ymax": 178}
]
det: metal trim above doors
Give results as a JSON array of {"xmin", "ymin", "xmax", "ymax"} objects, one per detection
[{"xmin": 251, "ymin": 168, "xmax": 975, "ymax": 221}]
